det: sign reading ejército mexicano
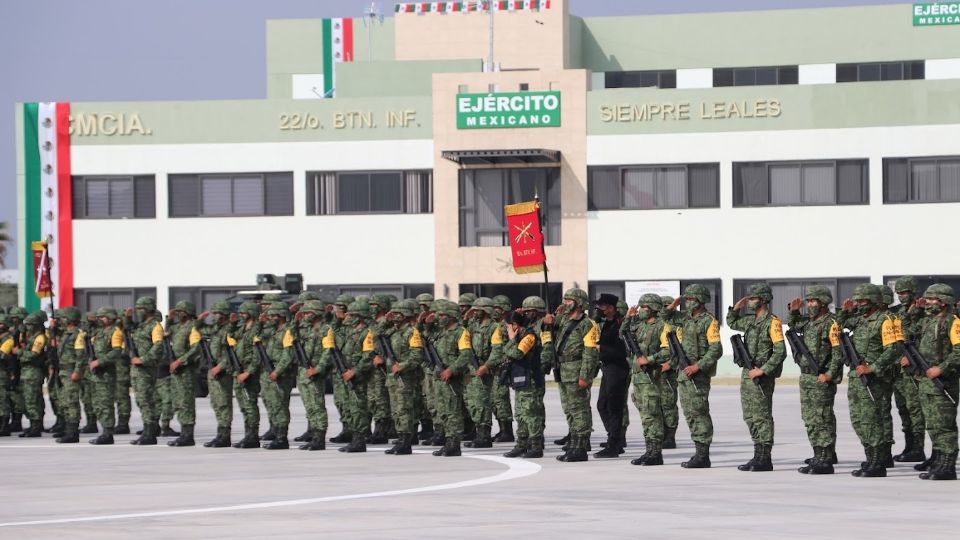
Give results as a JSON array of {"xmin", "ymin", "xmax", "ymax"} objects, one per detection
[
  {"xmin": 914, "ymin": 2, "xmax": 960, "ymax": 26},
  {"xmin": 457, "ymin": 91, "xmax": 561, "ymax": 129}
]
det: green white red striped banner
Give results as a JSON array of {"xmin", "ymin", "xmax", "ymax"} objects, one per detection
[
  {"xmin": 395, "ymin": 1, "xmax": 551, "ymax": 13},
  {"xmin": 322, "ymin": 17, "xmax": 354, "ymax": 97},
  {"xmin": 22, "ymin": 102, "xmax": 73, "ymax": 312}
]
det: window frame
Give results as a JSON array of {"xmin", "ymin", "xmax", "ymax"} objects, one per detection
[
  {"xmin": 732, "ymin": 159, "xmax": 869, "ymax": 208},
  {"xmin": 335, "ymin": 171, "xmax": 405, "ymax": 215},
  {"xmin": 713, "ymin": 65, "xmax": 798, "ymax": 87},
  {"xmin": 882, "ymin": 155, "xmax": 960, "ymax": 205},
  {"xmin": 74, "ymin": 287, "xmax": 158, "ymax": 313},
  {"xmin": 836, "ymin": 60, "xmax": 925, "ymax": 83},
  {"xmin": 458, "ymin": 167, "xmax": 561, "ymax": 247},
  {"xmin": 306, "ymin": 170, "xmax": 433, "ymax": 216},
  {"xmin": 731, "ymin": 277, "xmax": 868, "ymax": 318},
  {"xmin": 168, "ymin": 172, "xmax": 293, "ymax": 218},
  {"xmin": 587, "ymin": 163, "xmax": 721, "ymax": 211},
  {"xmin": 604, "ymin": 70, "xmax": 677, "ymax": 89},
  {"xmin": 72, "ymin": 175, "xmax": 156, "ymax": 219}
]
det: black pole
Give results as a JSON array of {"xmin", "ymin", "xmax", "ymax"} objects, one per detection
[
  {"xmin": 534, "ymin": 195, "xmax": 550, "ymax": 312},
  {"xmin": 43, "ymin": 240, "xmax": 56, "ymax": 318}
]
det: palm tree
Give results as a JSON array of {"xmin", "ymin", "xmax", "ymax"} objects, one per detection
[{"xmin": 0, "ymin": 221, "xmax": 9, "ymax": 268}]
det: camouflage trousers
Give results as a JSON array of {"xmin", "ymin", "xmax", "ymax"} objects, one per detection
[
  {"xmin": 466, "ymin": 372, "xmax": 493, "ymax": 429},
  {"xmin": 234, "ymin": 376, "xmax": 261, "ymax": 429},
  {"xmin": 877, "ymin": 376, "xmax": 895, "ymax": 446},
  {"xmin": 0, "ymin": 368, "xmax": 9, "ymax": 417},
  {"xmin": 207, "ymin": 371, "xmax": 233, "ymax": 428},
  {"xmin": 631, "ymin": 371, "xmax": 669, "ymax": 444},
  {"xmin": 894, "ymin": 370, "xmax": 925, "ymax": 438},
  {"xmin": 848, "ymin": 374, "xmax": 883, "ymax": 448},
  {"xmin": 740, "ymin": 372, "xmax": 776, "ymax": 445},
  {"xmin": 131, "ymin": 365, "xmax": 158, "ymax": 425},
  {"xmin": 81, "ymin": 370, "xmax": 95, "ymax": 420},
  {"xmin": 115, "ymin": 358, "xmax": 132, "ymax": 421},
  {"xmin": 92, "ymin": 367, "xmax": 117, "ymax": 429},
  {"xmin": 798, "ymin": 374, "xmax": 837, "ymax": 448},
  {"xmin": 332, "ymin": 373, "xmax": 348, "ymax": 429},
  {"xmin": 19, "ymin": 366, "xmax": 45, "ymax": 422},
  {"xmin": 388, "ymin": 370, "xmax": 421, "ymax": 433},
  {"xmin": 662, "ymin": 370, "xmax": 679, "ymax": 430},
  {"xmin": 48, "ymin": 376, "xmax": 61, "ymax": 419},
  {"xmin": 57, "ymin": 371, "xmax": 82, "ymax": 424},
  {"xmin": 335, "ymin": 376, "xmax": 370, "ymax": 435},
  {"xmin": 919, "ymin": 377, "xmax": 959, "ymax": 453},
  {"xmin": 558, "ymin": 381, "xmax": 592, "ymax": 438},
  {"xmin": 491, "ymin": 366, "xmax": 513, "ymax": 423},
  {"xmin": 436, "ymin": 377, "xmax": 466, "ymax": 441},
  {"xmin": 420, "ymin": 369, "xmax": 439, "ymax": 426},
  {"xmin": 297, "ymin": 369, "xmax": 327, "ymax": 432},
  {"xmin": 515, "ymin": 384, "xmax": 545, "ymax": 439},
  {"xmin": 171, "ymin": 367, "xmax": 197, "ymax": 426},
  {"xmin": 156, "ymin": 375, "xmax": 175, "ymax": 425},
  {"xmin": 677, "ymin": 373, "xmax": 713, "ymax": 444},
  {"xmin": 260, "ymin": 371, "xmax": 295, "ymax": 429},
  {"xmin": 366, "ymin": 367, "xmax": 390, "ymax": 423}
]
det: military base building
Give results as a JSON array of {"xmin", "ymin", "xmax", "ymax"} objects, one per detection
[{"xmin": 15, "ymin": 1, "xmax": 960, "ymax": 374}]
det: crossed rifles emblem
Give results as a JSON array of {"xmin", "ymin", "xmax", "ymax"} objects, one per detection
[{"xmin": 513, "ymin": 221, "xmax": 536, "ymax": 244}]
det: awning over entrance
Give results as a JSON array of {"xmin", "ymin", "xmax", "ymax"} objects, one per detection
[{"xmin": 441, "ymin": 148, "xmax": 561, "ymax": 166}]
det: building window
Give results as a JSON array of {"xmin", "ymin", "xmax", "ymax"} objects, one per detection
[
  {"xmin": 732, "ymin": 278, "xmax": 867, "ymax": 319},
  {"xmin": 519, "ymin": 83, "xmax": 530, "ymax": 91},
  {"xmin": 837, "ymin": 61, "xmax": 924, "ymax": 83},
  {"xmin": 71, "ymin": 175, "xmax": 155, "ymax": 219},
  {"xmin": 74, "ymin": 287, "xmax": 157, "ymax": 313},
  {"xmin": 460, "ymin": 283, "xmax": 563, "ymax": 314},
  {"xmin": 306, "ymin": 284, "xmax": 434, "ymax": 303},
  {"xmin": 588, "ymin": 164, "xmax": 720, "ymax": 210},
  {"xmin": 168, "ymin": 172, "xmax": 293, "ymax": 217},
  {"xmin": 306, "ymin": 170, "xmax": 432, "ymax": 215},
  {"xmin": 459, "ymin": 168, "xmax": 561, "ymax": 247},
  {"xmin": 604, "ymin": 70, "xmax": 677, "ymax": 89},
  {"xmin": 169, "ymin": 286, "xmax": 245, "ymax": 314},
  {"xmin": 587, "ymin": 279, "xmax": 722, "ymax": 321},
  {"xmin": 713, "ymin": 66, "xmax": 798, "ymax": 87},
  {"xmin": 733, "ymin": 159, "xmax": 868, "ymax": 207},
  {"xmin": 883, "ymin": 156, "xmax": 960, "ymax": 204}
]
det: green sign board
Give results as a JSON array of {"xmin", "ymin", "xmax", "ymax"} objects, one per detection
[
  {"xmin": 914, "ymin": 2, "xmax": 960, "ymax": 26},
  {"xmin": 456, "ymin": 91, "xmax": 561, "ymax": 129}
]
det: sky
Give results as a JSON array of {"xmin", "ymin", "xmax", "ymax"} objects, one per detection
[{"xmin": 0, "ymin": 0, "xmax": 908, "ymax": 270}]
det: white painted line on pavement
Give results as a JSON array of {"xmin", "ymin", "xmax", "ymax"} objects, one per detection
[{"xmin": 0, "ymin": 453, "xmax": 542, "ymax": 528}]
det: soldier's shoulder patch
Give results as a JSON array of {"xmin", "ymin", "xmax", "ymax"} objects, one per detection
[
  {"xmin": 659, "ymin": 325, "xmax": 671, "ymax": 349},
  {"xmin": 111, "ymin": 328, "xmax": 124, "ymax": 349},
  {"xmin": 409, "ymin": 327, "xmax": 423, "ymax": 349},
  {"xmin": 322, "ymin": 328, "xmax": 336, "ymax": 349},
  {"xmin": 828, "ymin": 321, "xmax": 841, "ymax": 347},
  {"xmin": 151, "ymin": 323, "xmax": 164, "ymax": 344},
  {"xmin": 188, "ymin": 328, "xmax": 202, "ymax": 346},
  {"xmin": 282, "ymin": 329, "xmax": 295, "ymax": 349},
  {"xmin": 706, "ymin": 319, "xmax": 721, "ymax": 344},
  {"xmin": 540, "ymin": 330, "xmax": 552, "ymax": 344},
  {"xmin": 491, "ymin": 325, "xmax": 503, "ymax": 346},
  {"xmin": 518, "ymin": 333, "xmax": 536, "ymax": 355},
  {"xmin": 74, "ymin": 332, "xmax": 86, "ymax": 350},
  {"xmin": 880, "ymin": 318, "xmax": 898, "ymax": 347},
  {"xmin": 892, "ymin": 318, "xmax": 905, "ymax": 342},
  {"xmin": 950, "ymin": 316, "xmax": 960, "ymax": 347},
  {"xmin": 583, "ymin": 319, "xmax": 599, "ymax": 348},
  {"xmin": 226, "ymin": 335, "xmax": 238, "ymax": 347},
  {"xmin": 0, "ymin": 337, "xmax": 14, "ymax": 355},
  {"xmin": 362, "ymin": 329, "xmax": 375, "ymax": 353},
  {"xmin": 31, "ymin": 333, "xmax": 47, "ymax": 353},
  {"xmin": 458, "ymin": 328, "xmax": 472, "ymax": 351},
  {"xmin": 769, "ymin": 317, "xmax": 784, "ymax": 344}
]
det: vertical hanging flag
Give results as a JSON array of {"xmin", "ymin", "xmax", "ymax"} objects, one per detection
[
  {"xmin": 22, "ymin": 102, "xmax": 73, "ymax": 312},
  {"xmin": 322, "ymin": 18, "xmax": 354, "ymax": 97},
  {"xmin": 504, "ymin": 200, "xmax": 546, "ymax": 274}
]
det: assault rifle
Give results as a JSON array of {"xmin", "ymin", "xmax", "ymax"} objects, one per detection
[
  {"xmin": 838, "ymin": 332, "xmax": 876, "ymax": 403},
  {"xmin": 730, "ymin": 334, "xmax": 766, "ymax": 397},
  {"xmin": 375, "ymin": 334, "xmax": 403, "ymax": 387},
  {"xmin": 552, "ymin": 319, "xmax": 580, "ymax": 384},
  {"xmin": 422, "ymin": 337, "xmax": 447, "ymax": 376},
  {"xmin": 329, "ymin": 346, "xmax": 358, "ymax": 393},
  {"xmin": 224, "ymin": 336, "xmax": 243, "ymax": 375},
  {"xmin": 666, "ymin": 330, "xmax": 702, "ymax": 394},
  {"xmin": 785, "ymin": 328, "xmax": 821, "ymax": 375},
  {"xmin": 158, "ymin": 335, "xmax": 175, "ymax": 379},
  {"xmin": 902, "ymin": 340, "xmax": 957, "ymax": 405},
  {"xmin": 254, "ymin": 340, "xmax": 273, "ymax": 373},
  {"xmin": 84, "ymin": 333, "xmax": 100, "ymax": 376},
  {"xmin": 123, "ymin": 328, "xmax": 140, "ymax": 360},
  {"xmin": 47, "ymin": 334, "xmax": 62, "ymax": 389},
  {"xmin": 621, "ymin": 329, "xmax": 673, "ymax": 391},
  {"xmin": 199, "ymin": 337, "xmax": 220, "ymax": 378}
]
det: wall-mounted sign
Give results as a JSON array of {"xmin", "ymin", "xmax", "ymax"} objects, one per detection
[
  {"xmin": 457, "ymin": 91, "xmax": 561, "ymax": 129},
  {"xmin": 914, "ymin": 2, "xmax": 960, "ymax": 26}
]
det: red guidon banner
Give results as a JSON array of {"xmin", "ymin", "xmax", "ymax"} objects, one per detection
[
  {"xmin": 504, "ymin": 200, "xmax": 546, "ymax": 274},
  {"xmin": 32, "ymin": 241, "xmax": 52, "ymax": 298}
]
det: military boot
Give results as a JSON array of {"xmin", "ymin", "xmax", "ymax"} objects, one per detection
[
  {"xmin": 798, "ymin": 447, "xmax": 820, "ymax": 474},
  {"xmin": 466, "ymin": 426, "xmax": 493, "ymax": 449},
  {"xmin": 681, "ymin": 442, "xmax": 711, "ymax": 469},
  {"xmin": 329, "ymin": 428, "xmax": 351, "ymax": 444},
  {"xmin": 594, "ymin": 432, "xmax": 623, "ymax": 458},
  {"xmin": 554, "ymin": 433, "xmax": 570, "ymax": 446},
  {"xmin": 80, "ymin": 415, "xmax": 97, "ymax": 434},
  {"xmin": 418, "ymin": 419, "xmax": 434, "ymax": 442},
  {"xmin": 89, "ymin": 427, "xmax": 115, "ymax": 445},
  {"xmin": 233, "ymin": 426, "xmax": 258, "ymax": 449},
  {"xmin": 168, "ymin": 424, "xmax": 195, "ymax": 447},
  {"xmin": 203, "ymin": 426, "xmax": 224, "ymax": 448},
  {"xmin": 19, "ymin": 420, "xmax": 42, "ymax": 438},
  {"xmin": 429, "ymin": 428, "xmax": 445, "ymax": 446},
  {"xmin": 46, "ymin": 416, "xmax": 65, "ymax": 436},
  {"xmin": 390, "ymin": 433, "xmax": 411, "ymax": 455},
  {"xmin": 115, "ymin": 416, "xmax": 130, "ymax": 435},
  {"xmin": 9, "ymin": 414, "xmax": 23, "ymax": 433},
  {"xmin": 923, "ymin": 451, "xmax": 957, "ymax": 481},
  {"xmin": 260, "ymin": 425, "xmax": 276, "ymax": 441},
  {"xmin": 562, "ymin": 435, "xmax": 588, "ymax": 463},
  {"xmin": 494, "ymin": 421, "xmax": 515, "ymax": 443},
  {"xmin": 264, "ymin": 426, "xmax": 289, "ymax": 450},
  {"xmin": 386, "ymin": 419, "xmax": 398, "ymax": 439},
  {"xmin": 662, "ymin": 426, "xmax": 677, "ymax": 449},
  {"xmin": 915, "ymin": 449, "xmax": 939, "ymax": 471},
  {"xmin": 432, "ymin": 437, "xmax": 450, "ymax": 456},
  {"xmin": 343, "ymin": 432, "xmax": 367, "ymax": 453},
  {"xmin": 159, "ymin": 422, "xmax": 179, "ymax": 437},
  {"xmin": 630, "ymin": 445, "xmax": 652, "ymax": 466},
  {"xmin": 303, "ymin": 430, "xmax": 326, "ymax": 451},
  {"xmin": 293, "ymin": 425, "xmax": 313, "ymax": 442},
  {"xmin": 0, "ymin": 416, "xmax": 10, "ymax": 437},
  {"xmin": 738, "ymin": 444, "xmax": 760, "ymax": 471},
  {"xmin": 894, "ymin": 431, "xmax": 926, "ymax": 463},
  {"xmin": 56, "ymin": 422, "xmax": 80, "ymax": 444},
  {"xmin": 443, "ymin": 438, "xmax": 462, "ymax": 457},
  {"xmin": 367, "ymin": 420, "xmax": 389, "ymax": 444},
  {"xmin": 751, "ymin": 444, "xmax": 774, "ymax": 472},
  {"xmin": 522, "ymin": 437, "xmax": 544, "ymax": 459},
  {"xmin": 852, "ymin": 446, "xmax": 886, "ymax": 477},
  {"xmin": 808, "ymin": 447, "xmax": 835, "ymax": 475},
  {"xmin": 639, "ymin": 440, "xmax": 664, "ymax": 466},
  {"xmin": 503, "ymin": 437, "xmax": 529, "ymax": 458},
  {"xmin": 205, "ymin": 426, "xmax": 231, "ymax": 448},
  {"xmin": 880, "ymin": 444, "xmax": 895, "ymax": 468},
  {"xmin": 135, "ymin": 423, "xmax": 159, "ymax": 446}
]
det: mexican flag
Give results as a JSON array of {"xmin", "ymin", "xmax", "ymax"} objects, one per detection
[
  {"xmin": 322, "ymin": 18, "xmax": 354, "ymax": 97},
  {"xmin": 21, "ymin": 102, "xmax": 73, "ymax": 312}
]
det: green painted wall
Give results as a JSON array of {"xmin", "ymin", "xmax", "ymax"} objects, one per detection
[
  {"xmin": 67, "ymin": 97, "xmax": 431, "ymax": 145},
  {"xmin": 587, "ymin": 79, "xmax": 960, "ymax": 135},
  {"xmin": 337, "ymin": 59, "xmax": 482, "ymax": 98},
  {"xmin": 580, "ymin": 4, "xmax": 960, "ymax": 71}
]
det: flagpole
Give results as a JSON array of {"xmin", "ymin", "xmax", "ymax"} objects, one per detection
[
  {"xmin": 44, "ymin": 239, "xmax": 55, "ymax": 319},
  {"xmin": 534, "ymin": 193, "xmax": 550, "ymax": 312}
]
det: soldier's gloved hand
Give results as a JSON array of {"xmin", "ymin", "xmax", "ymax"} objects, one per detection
[{"xmin": 577, "ymin": 378, "xmax": 589, "ymax": 389}]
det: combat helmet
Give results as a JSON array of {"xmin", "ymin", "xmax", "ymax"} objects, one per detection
[
  {"xmin": 521, "ymin": 296, "xmax": 546, "ymax": 312},
  {"xmin": 747, "ymin": 282, "xmax": 773, "ymax": 302},
  {"xmin": 895, "ymin": 276, "xmax": 918, "ymax": 294},
  {"xmin": 472, "ymin": 297, "xmax": 495, "ymax": 316},
  {"xmin": 492, "ymin": 295, "xmax": 512, "ymax": 312},
  {"xmin": 637, "ymin": 293, "xmax": 664, "ymax": 311},
  {"xmin": 805, "ymin": 285, "xmax": 833, "ymax": 305},
  {"xmin": 174, "ymin": 300, "xmax": 196, "ymax": 317},
  {"xmin": 211, "ymin": 301, "xmax": 231, "ymax": 314},
  {"xmin": 880, "ymin": 285, "xmax": 894, "ymax": 306},
  {"xmin": 683, "ymin": 284, "xmax": 711, "ymax": 304},
  {"xmin": 924, "ymin": 283, "xmax": 956, "ymax": 305},
  {"xmin": 135, "ymin": 296, "xmax": 157, "ymax": 311},
  {"xmin": 851, "ymin": 283, "xmax": 882, "ymax": 304},
  {"xmin": 563, "ymin": 288, "xmax": 589, "ymax": 310}
]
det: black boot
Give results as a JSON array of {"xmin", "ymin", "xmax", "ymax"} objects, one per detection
[
  {"xmin": 504, "ymin": 437, "xmax": 529, "ymax": 458},
  {"xmin": 205, "ymin": 426, "xmax": 231, "ymax": 448},
  {"xmin": 429, "ymin": 429, "xmax": 445, "ymax": 446},
  {"xmin": 19, "ymin": 420, "xmax": 42, "ymax": 438},
  {"xmin": 681, "ymin": 442, "xmax": 711, "ymax": 468},
  {"xmin": 343, "ymin": 432, "xmax": 367, "ymax": 453},
  {"xmin": 466, "ymin": 426, "xmax": 493, "ymax": 449},
  {"xmin": 881, "ymin": 444, "xmax": 895, "ymax": 468},
  {"xmin": 392, "ymin": 433, "xmax": 412, "ymax": 455},
  {"xmin": 386, "ymin": 419, "xmax": 398, "ymax": 439},
  {"xmin": 894, "ymin": 431, "xmax": 926, "ymax": 463},
  {"xmin": 234, "ymin": 426, "xmax": 260, "ymax": 449},
  {"xmin": 522, "ymin": 437, "xmax": 544, "ymax": 459},
  {"xmin": 662, "ymin": 426, "xmax": 677, "ymax": 449},
  {"xmin": 807, "ymin": 446, "xmax": 835, "ymax": 475},
  {"xmin": 264, "ymin": 426, "xmax": 289, "ymax": 449},
  {"xmin": 494, "ymin": 421, "xmax": 515, "ymax": 443},
  {"xmin": 159, "ymin": 422, "xmax": 180, "ymax": 437},
  {"xmin": 260, "ymin": 425, "xmax": 276, "ymax": 441},
  {"xmin": 738, "ymin": 444, "xmax": 760, "ymax": 471},
  {"xmin": 167, "ymin": 424, "xmax": 195, "ymax": 447},
  {"xmin": 442, "ymin": 438, "xmax": 462, "ymax": 457},
  {"xmin": 923, "ymin": 451, "xmax": 957, "ymax": 481},
  {"xmin": 594, "ymin": 432, "xmax": 622, "ymax": 458},
  {"xmin": 751, "ymin": 444, "xmax": 773, "ymax": 472},
  {"xmin": 89, "ymin": 427, "xmax": 115, "ymax": 445},
  {"xmin": 633, "ymin": 440, "xmax": 663, "ymax": 466},
  {"xmin": 115, "ymin": 416, "xmax": 130, "ymax": 435},
  {"xmin": 134, "ymin": 423, "xmax": 159, "ymax": 446},
  {"xmin": 418, "ymin": 419, "xmax": 434, "ymax": 442},
  {"xmin": 0, "ymin": 416, "xmax": 9, "ymax": 436},
  {"xmin": 329, "ymin": 428, "xmax": 351, "ymax": 444},
  {"xmin": 915, "ymin": 450, "xmax": 939, "ymax": 471},
  {"xmin": 9, "ymin": 414, "xmax": 23, "ymax": 433},
  {"xmin": 462, "ymin": 422, "xmax": 477, "ymax": 442},
  {"xmin": 45, "ymin": 417, "xmax": 65, "ymax": 435},
  {"xmin": 56, "ymin": 422, "xmax": 80, "ymax": 444},
  {"xmin": 798, "ymin": 447, "xmax": 820, "ymax": 474},
  {"xmin": 852, "ymin": 446, "xmax": 886, "ymax": 478},
  {"xmin": 303, "ymin": 430, "xmax": 326, "ymax": 451},
  {"xmin": 563, "ymin": 435, "xmax": 588, "ymax": 463},
  {"xmin": 293, "ymin": 425, "xmax": 313, "ymax": 442},
  {"xmin": 554, "ymin": 432, "xmax": 570, "ymax": 446},
  {"xmin": 432, "ymin": 436, "xmax": 450, "ymax": 456},
  {"xmin": 367, "ymin": 420, "xmax": 389, "ymax": 444}
]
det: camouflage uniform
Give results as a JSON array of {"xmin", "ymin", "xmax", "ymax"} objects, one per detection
[
  {"xmin": 656, "ymin": 296, "xmax": 681, "ymax": 448},
  {"xmin": 114, "ymin": 311, "xmax": 133, "ymax": 435},
  {"xmin": 232, "ymin": 302, "xmax": 264, "ymax": 449},
  {"xmin": 157, "ymin": 311, "xmax": 178, "ymax": 437},
  {"xmin": 554, "ymin": 288, "xmax": 600, "ymax": 462},
  {"xmin": 327, "ymin": 294, "xmax": 355, "ymax": 444},
  {"xmin": 490, "ymin": 295, "xmax": 515, "ymax": 442},
  {"xmin": 727, "ymin": 283, "xmax": 786, "ymax": 472},
  {"xmin": 16, "ymin": 312, "xmax": 48, "ymax": 437},
  {"xmin": 293, "ymin": 301, "xmax": 331, "ymax": 450},
  {"xmin": 51, "ymin": 308, "xmax": 86, "ymax": 443},
  {"xmin": 366, "ymin": 295, "xmax": 395, "ymax": 444},
  {"xmin": 491, "ymin": 307, "xmax": 546, "ymax": 459},
  {"xmin": 431, "ymin": 300, "xmax": 473, "ymax": 457},
  {"xmin": 890, "ymin": 277, "xmax": 927, "ymax": 462},
  {"xmin": 0, "ymin": 316, "xmax": 16, "ymax": 435},
  {"xmin": 6, "ymin": 308, "xmax": 28, "ymax": 433},
  {"xmin": 322, "ymin": 301, "xmax": 376, "ymax": 452},
  {"xmin": 166, "ymin": 302, "xmax": 202, "ymax": 447},
  {"xmin": 787, "ymin": 285, "xmax": 843, "ymax": 474},
  {"xmin": 384, "ymin": 300, "xmax": 425, "ymax": 454},
  {"xmin": 627, "ymin": 294, "xmax": 673, "ymax": 466},
  {"xmin": 127, "ymin": 298, "xmax": 164, "ymax": 446},
  {"xmin": 418, "ymin": 300, "xmax": 444, "ymax": 446},
  {"xmin": 197, "ymin": 301, "xmax": 237, "ymax": 448},
  {"xmin": 260, "ymin": 302, "xmax": 297, "ymax": 450},
  {"xmin": 89, "ymin": 308, "xmax": 124, "ymax": 444},
  {"xmin": 464, "ymin": 297, "xmax": 503, "ymax": 448}
]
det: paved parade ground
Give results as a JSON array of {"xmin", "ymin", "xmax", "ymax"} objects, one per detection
[{"xmin": 2, "ymin": 384, "xmax": 957, "ymax": 539}]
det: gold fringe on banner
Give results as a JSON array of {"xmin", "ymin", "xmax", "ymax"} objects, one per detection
[
  {"xmin": 504, "ymin": 200, "xmax": 539, "ymax": 217},
  {"xmin": 514, "ymin": 264, "xmax": 545, "ymax": 275}
]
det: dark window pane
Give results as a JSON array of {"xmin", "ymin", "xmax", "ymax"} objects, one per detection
[
  {"xmin": 108, "ymin": 179, "xmax": 134, "ymax": 217},
  {"xmin": 370, "ymin": 172, "xmax": 403, "ymax": 212},
  {"xmin": 836, "ymin": 161, "xmax": 867, "ymax": 204},
  {"xmin": 659, "ymin": 71, "xmax": 677, "ymax": 89},
  {"xmin": 338, "ymin": 173, "xmax": 370, "ymax": 213},
  {"xmin": 734, "ymin": 163, "xmax": 768, "ymax": 206},
  {"xmin": 72, "ymin": 177, "xmax": 85, "ymax": 218},
  {"xmin": 769, "ymin": 164, "xmax": 802, "ymax": 205},
  {"xmin": 755, "ymin": 67, "xmax": 777, "ymax": 85},
  {"xmin": 622, "ymin": 168, "xmax": 655, "ymax": 209},
  {"xmin": 910, "ymin": 160, "xmax": 939, "ymax": 202},
  {"xmin": 201, "ymin": 177, "xmax": 232, "ymax": 216},
  {"xmin": 265, "ymin": 172, "xmax": 294, "ymax": 216},
  {"xmin": 305, "ymin": 175, "xmax": 317, "ymax": 215},
  {"xmin": 86, "ymin": 179, "xmax": 110, "ymax": 217},
  {"xmin": 134, "ymin": 176, "xmax": 156, "ymax": 218},
  {"xmin": 940, "ymin": 159, "xmax": 960, "ymax": 202},
  {"xmin": 909, "ymin": 61, "xmax": 925, "ymax": 80},
  {"xmin": 169, "ymin": 175, "xmax": 199, "ymax": 217},
  {"xmin": 858, "ymin": 63, "xmax": 881, "ymax": 81},
  {"xmin": 800, "ymin": 163, "xmax": 836, "ymax": 205},
  {"xmin": 713, "ymin": 68, "xmax": 733, "ymax": 87},
  {"xmin": 604, "ymin": 72, "xmax": 623, "ymax": 88},
  {"xmin": 883, "ymin": 159, "xmax": 909, "ymax": 203},
  {"xmin": 688, "ymin": 164, "xmax": 719, "ymax": 208},
  {"xmin": 734, "ymin": 68, "xmax": 756, "ymax": 86},
  {"xmin": 836, "ymin": 64, "xmax": 857, "ymax": 83},
  {"xmin": 778, "ymin": 66, "xmax": 799, "ymax": 84},
  {"xmin": 588, "ymin": 168, "xmax": 620, "ymax": 210},
  {"xmin": 880, "ymin": 62, "xmax": 903, "ymax": 81},
  {"xmin": 232, "ymin": 176, "xmax": 264, "ymax": 215}
]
